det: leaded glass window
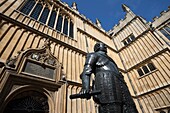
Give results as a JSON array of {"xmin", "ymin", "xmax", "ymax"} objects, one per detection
[
  {"xmin": 142, "ymin": 66, "xmax": 149, "ymax": 74},
  {"xmin": 123, "ymin": 34, "xmax": 135, "ymax": 46},
  {"xmin": 137, "ymin": 62, "xmax": 157, "ymax": 77},
  {"xmin": 20, "ymin": 0, "xmax": 75, "ymax": 39},
  {"xmin": 164, "ymin": 26, "xmax": 170, "ymax": 33},
  {"xmin": 63, "ymin": 18, "xmax": 68, "ymax": 35},
  {"xmin": 30, "ymin": 3, "xmax": 43, "ymax": 20},
  {"xmin": 160, "ymin": 29, "xmax": 170, "ymax": 40},
  {"xmin": 160, "ymin": 23, "xmax": 170, "ymax": 40},
  {"xmin": 137, "ymin": 68, "xmax": 144, "ymax": 76},
  {"xmin": 127, "ymin": 38, "xmax": 131, "ymax": 43},
  {"xmin": 130, "ymin": 35, "xmax": 135, "ymax": 41},
  {"xmin": 48, "ymin": 10, "xmax": 56, "ymax": 28},
  {"xmin": 69, "ymin": 21, "xmax": 74, "ymax": 38},
  {"xmin": 56, "ymin": 15, "xmax": 63, "ymax": 32},
  {"xmin": 20, "ymin": 0, "xmax": 35, "ymax": 15},
  {"xmin": 147, "ymin": 63, "xmax": 156, "ymax": 71},
  {"xmin": 123, "ymin": 41, "xmax": 128, "ymax": 46},
  {"xmin": 39, "ymin": 7, "xmax": 50, "ymax": 24}
]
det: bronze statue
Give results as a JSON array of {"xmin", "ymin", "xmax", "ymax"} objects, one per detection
[{"xmin": 71, "ymin": 42, "xmax": 138, "ymax": 113}]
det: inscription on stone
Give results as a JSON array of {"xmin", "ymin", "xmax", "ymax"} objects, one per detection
[{"xmin": 23, "ymin": 60, "xmax": 55, "ymax": 79}]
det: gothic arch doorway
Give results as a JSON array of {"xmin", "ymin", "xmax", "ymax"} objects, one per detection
[{"xmin": 3, "ymin": 90, "xmax": 49, "ymax": 113}]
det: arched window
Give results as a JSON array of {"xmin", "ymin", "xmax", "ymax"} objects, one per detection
[
  {"xmin": 20, "ymin": 0, "xmax": 35, "ymax": 15},
  {"xmin": 56, "ymin": 15, "xmax": 63, "ymax": 32},
  {"xmin": 20, "ymin": 1, "xmax": 74, "ymax": 39},
  {"xmin": 30, "ymin": 3, "xmax": 43, "ymax": 20},
  {"xmin": 69, "ymin": 21, "xmax": 74, "ymax": 38},
  {"xmin": 63, "ymin": 18, "xmax": 68, "ymax": 35},
  {"xmin": 48, "ymin": 10, "xmax": 56, "ymax": 28},
  {"xmin": 39, "ymin": 7, "xmax": 50, "ymax": 24}
]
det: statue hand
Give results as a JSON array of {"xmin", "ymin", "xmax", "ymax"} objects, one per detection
[
  {"xmin": 79, "ymin": 88, "xmax": 90, "ymax": 95},
  {"xmin": 79, "ymin": 89, "xmax": 91, "ymax": 99}
]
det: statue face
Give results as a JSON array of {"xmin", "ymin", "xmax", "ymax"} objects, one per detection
[{"xmin": 94, "ymin": 42, "xmax": 107, "ymax": 53}]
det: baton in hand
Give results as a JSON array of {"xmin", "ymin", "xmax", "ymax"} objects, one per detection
[{"xmin": 69, "ymin": 90, "xmax": 101, "ymax": 99}]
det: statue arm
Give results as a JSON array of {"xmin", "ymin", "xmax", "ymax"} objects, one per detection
[{"xmin": 80, "ymin": 53, "xmax": 97, "ymax": 94}]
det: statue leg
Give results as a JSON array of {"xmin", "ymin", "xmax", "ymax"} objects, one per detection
[
  {"xmin": 120, "ymin": 81, "xmax": 138, "ymax": 113},
  {"xmin": 98, "ymin": 103, "xmax": 123, "ymax": 113}
]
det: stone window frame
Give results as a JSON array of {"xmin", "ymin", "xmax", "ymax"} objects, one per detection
[
  {"xmin": 48, "ymin": 10, "xmax": 57, "ymax": 28},
  {"xmin": 137, "ymin": 62, "xmax": 157, "ymax": 78},
  {"xmin": 18, "ymin": 0, "xmax": 75, "ymax": 39},
  {"xmin": 159, "ymin": 23, "xmax": 170, "ymax": 40},
  {"xmin": 30, "ymin": 3, "xmax": 43, "ymax": 20},
  {"xmin": 122, "ymin": 34, "xmax": 135, "ymax": 46},
  {"xmin": 39, "ymin": 7, "xmax": 50, "ymax": 24},
  {"xmin": 19, "ymin": 0, "xmax": 36, "ymax": 15}
]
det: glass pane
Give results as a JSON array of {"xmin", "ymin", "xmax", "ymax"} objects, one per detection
[
  {"xmin": 69, "ymin": 21, "xmax": 74, "ymax": 38},
  {"xmin": 63, "ymin": 18, "xmax": 68, "ymax": 35},
  {"xmin": 137, "ymin": 68, "xmax": 144, "ymax": 76},
  {"xmin": 39, "ymin": 7, "xmax": 50, "ymax": 24},
  {"xmin": 56, "ymin": 15, "xmax": 63, "ymax": 32},
  {"xmin": 160, "ymin": 29, "xmax": 170, "ymax": 40},
  {"xmin": 127, "ymin": 37, "xmax": 131, "ymax": 43},
  {"xmin": 20, "ymin": 0, "xmax": 35, "ymax": 15},
  {"xmin": 147, "ymin": 63, "xmax": 156, "ymax": 71},
  {"xmin": 168, "ymin": 23, "xmax": 170, "ymax": 28},
  {"xmin": 164, "ymin": 26, "xmax": 170, "ymax": 33},
  {"xmin": 30, "ymin": 3, "xmax": 43, "ymax": 20},
  {"xmin": 123, "ymin": 41, "xmax": 127, "ymax": 46},
  {"xmin": 142, "ymin": 66, "xmax": 150, "ymax": 74},
  {"xmin": 130, "ymin": 35, "xmax": 135, "ymax": 41},
  {"xmin": 48, "ymin": 10, "xmax": 56, "ymax": 28}
]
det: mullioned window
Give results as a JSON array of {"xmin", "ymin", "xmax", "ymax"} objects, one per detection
[{"xmin": 19, "ymin": 0, "xmax": 74, "ymax": 38}]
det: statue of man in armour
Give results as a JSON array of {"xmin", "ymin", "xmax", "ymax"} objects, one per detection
[{"xmin": 79, "ymin": 42, "xmax": 138, "ymax": 113}]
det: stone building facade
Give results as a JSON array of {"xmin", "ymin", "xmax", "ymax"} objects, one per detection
[
  {"xmin": 108, "ymin": 5, "xmax": 170, "ymax": 113},
  {"xmin": 0, "ymin": 0, "xmax": 169, "ymax": 113}
]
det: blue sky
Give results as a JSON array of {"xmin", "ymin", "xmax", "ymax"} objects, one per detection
[{"xmin": 62, "ymin": 0, "xmax": 170, "ymax": 31}]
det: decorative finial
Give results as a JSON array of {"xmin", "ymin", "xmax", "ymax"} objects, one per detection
[
  {"xmin": 72, "ymin": 2, "xmax": 78, "ymax": 10},
  {"xmin": 122, "ymin": 4, "xmax": 130, "ymax": 12},
  {"xmin": 96, "ymin": 18, "xmax": 102, "ymax": 28},
  {"xmin": 122, "ymin": 4, "xmax": 135, "ymax": 17}
]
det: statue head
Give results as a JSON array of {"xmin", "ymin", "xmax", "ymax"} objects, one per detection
[{"xmin": 94, "ymin": 42, "xmax": 107, "ymax": 53}]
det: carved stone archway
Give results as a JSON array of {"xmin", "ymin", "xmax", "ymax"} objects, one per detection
[
  {"xmin": 1, "ymin": 39, "xmax": 66, "ymax": 113},
  {"xmin": 3, "ymin": 90, "xmax": 49, "ymax": 113}
]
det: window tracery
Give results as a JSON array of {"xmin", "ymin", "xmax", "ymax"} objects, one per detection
[{"xmin": 19, "ymin": 0, "xmax": 74, "ymax": 38}]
